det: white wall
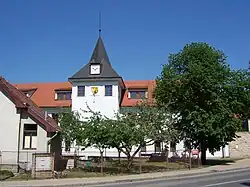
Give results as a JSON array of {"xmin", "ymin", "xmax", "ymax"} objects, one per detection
[
  {"xmin": 71, "ymin": 80, "xmax": 120, "ymax": 120},
  {"xmin": 0, "ymin": 91, "xmax": 49, "ymax": 166},
  {"xmin": 0, "ymin": 91, "xmax": 20, "ymax": 164}
]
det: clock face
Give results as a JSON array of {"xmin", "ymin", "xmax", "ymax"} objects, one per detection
[{"xmin": 90, "ymin": 65, "xmax": 100, "ymax": 75}]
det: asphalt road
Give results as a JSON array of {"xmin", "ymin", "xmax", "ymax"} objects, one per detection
[{"xmin": 87, "ymin": 168, "xmax": 250, "ymax": 187}]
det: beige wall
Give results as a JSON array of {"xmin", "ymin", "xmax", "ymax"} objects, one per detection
[{"xmin": 229, "ymin": 131, "xmax": 250, "ymax": 158}]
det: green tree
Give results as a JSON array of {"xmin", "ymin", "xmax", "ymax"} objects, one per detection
[
  {"xmin": 106, "ymin": 101, "xmax": 178, "ymax": 169},
  {"xmin": 155, "ymin": 42, "xmax": 247, "ymax": 165},
  {"xmin": 59, "ymin": 103, "xmax": 178, "ymax": 170},
  {"xmin": 58, "ymin": 110, "xmax": 84, "ymax": 150}
]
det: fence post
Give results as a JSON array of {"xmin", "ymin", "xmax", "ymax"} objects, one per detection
[
  {"xmin": 26, "ymin": 151, "xmax": 29, "ymax": 180},
  {"xmin": 139, "ymin": 149, "xmax": 142, "ymax": 174}
]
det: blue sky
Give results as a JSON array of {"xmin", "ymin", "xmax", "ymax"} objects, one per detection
[{"xmin": 0, "ymin": 0, "xmax": 249, "ymax": 83}]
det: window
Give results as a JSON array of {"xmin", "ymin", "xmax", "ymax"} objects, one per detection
[
  {"xmin": 77, "ymin": 86, "xmax": 85, "ymax": 97},
  {"xmin": 170, "ymin": 141, "xmax": 176, "ymax": 152},
  {"xmin": 154, "ymin": 141, "xmax": 161, "ymax": 153},
  {"xmin": 23, "ymin": 92, "xmax": 31, "ymax": 97},
  {"xmin": 23, "ymin": 124, "xmax": 37, "ymax": 149},
  {"xmin": 129, "ymin": 90, "xmax": 148, "ymax": 99},
  {"xmin": 105, "ymin": 85, "xmax": 112, "ymax": 96},
  {"xmin": 141, "ymin": 142, "xmax": 147, "ymax": 152},
  {"xmin": 22, "ymin": 90, "xmax": 36, "ymax": 98},
  {"xmin": 57, "ymin": 91, "xmax": 71, "ymax": 100},
  {"xmin": 65, "ymin": 139, "xmax": 71, "ymax": 152}
]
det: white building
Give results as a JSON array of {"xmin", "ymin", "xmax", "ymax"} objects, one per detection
[
  {"xmin": 0, "ymin": 77, "xmax": 61, "ymax": 172},
  {"xmin": 13, "ymin": 35, "xmax": 230, "ymax": 159}
]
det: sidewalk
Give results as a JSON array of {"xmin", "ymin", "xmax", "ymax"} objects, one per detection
[{"xmin": 1, "ymin": 159, "xmax": 250, "ymax": 187}]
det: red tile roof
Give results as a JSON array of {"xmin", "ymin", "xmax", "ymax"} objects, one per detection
[
  {"xmin": 121, "ymin": 80, "xmax": 156, "ymax": 107},
  {"xmin": 15, "ymin": 82, "xmax": 72, "ymax": 108},
  {"xmin": 0, "ymin": 77, "xmax": 60, "ymax": 132},
  {"xmin": 14, "ymin": 80, "xmax": 156, "ymax": 108}
]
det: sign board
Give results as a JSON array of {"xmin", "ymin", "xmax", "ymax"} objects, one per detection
[
  {"xmin": 32, "ymin": 153, "xmax": 54, "ymax": 179},
  {"xmin": 35, "ymin": 156, "xmax": 52, "ymax": 171}
]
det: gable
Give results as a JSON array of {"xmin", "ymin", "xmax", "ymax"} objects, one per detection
[{"xmin": 0, "ymin": 76, "xmax": 60, "ymax": 133}]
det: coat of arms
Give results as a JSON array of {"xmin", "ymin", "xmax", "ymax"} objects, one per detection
[{"xmin": 91, "ymin": 87, "xmax": 98, "ymax": 95}]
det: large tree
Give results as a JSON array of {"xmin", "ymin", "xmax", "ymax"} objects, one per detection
[{"xmin": 155, "ymin": 42, "xmax": 249, "ymax": 164}]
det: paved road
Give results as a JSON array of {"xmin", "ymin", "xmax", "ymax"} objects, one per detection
[{"xmin": 87, "ymin": 168, "xmax": 250, "ymax": 187}]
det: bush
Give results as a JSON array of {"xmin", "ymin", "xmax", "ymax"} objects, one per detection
[{"xmin": 0, "ymin": 170, "xmax": 14, "ymax": 180}]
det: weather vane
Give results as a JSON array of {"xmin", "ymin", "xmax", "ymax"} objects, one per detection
[{"xmin": 99, "ymin": 12, "xmax": 102, "ymax": 37}]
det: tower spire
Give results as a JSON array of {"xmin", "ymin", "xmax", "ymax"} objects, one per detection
[{"xmin": 99, "ymin": 12, "xmax": 102, "ymax": 37}]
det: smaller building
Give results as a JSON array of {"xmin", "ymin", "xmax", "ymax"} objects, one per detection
[{"xmin": 0, "ymin": 76, "xmax": 61, "ymax": 172}]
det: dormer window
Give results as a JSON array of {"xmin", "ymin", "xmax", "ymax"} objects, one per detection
[
  {"xmin": 23, "ymin": 92, "xmax": 31, "ymax": 97},
  {"xmin": 55, "ymin": 91, "xmax": 71, "ymax": 100},
  {"xmin": 128, "ymin": 89, "xmax": 148, "ymax": 99},
  {"xmin": 21, "ymin": 89, "xmax": 37, "ymax": 98}
]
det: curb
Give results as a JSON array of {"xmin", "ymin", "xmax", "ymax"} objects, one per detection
[{"xmin": 1, "ymin": 167, "xmax": 250, "ymax": 187}]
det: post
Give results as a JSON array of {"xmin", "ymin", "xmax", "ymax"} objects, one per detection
[
  {"xmin": 17, "ymin": 110, "xmax": 23, "ymax": 173},
  {"xmin": 26, "ymin": 151, "xmax": 29, "ymax": 180},
  {"xmin": 139, "ymin": 149, "xmax": 142, "ymax": 174}
]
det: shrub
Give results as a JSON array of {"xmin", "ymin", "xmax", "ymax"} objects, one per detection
[{"xmin": 0, "ymin": 170, "xmax": 14, "ymax": 180}]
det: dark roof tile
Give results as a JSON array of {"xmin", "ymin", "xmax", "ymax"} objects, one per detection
[{"xmin": 69, "ymin": 37, "xmax": 122, "ymax": 80}]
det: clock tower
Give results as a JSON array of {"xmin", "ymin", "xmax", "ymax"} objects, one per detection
[{"xmin": 69, "ymin": 36, "xmax": 125, "ymax": 120}]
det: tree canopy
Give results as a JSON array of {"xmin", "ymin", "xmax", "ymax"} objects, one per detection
[
  {"xmin": 155, "ymin": 42, "xmax": 249, "ymax": 164},
  {"xmin": 59, "ymin": 102, "xmax": 178, "ymax": 168}
]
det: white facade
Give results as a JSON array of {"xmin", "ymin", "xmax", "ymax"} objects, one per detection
[
  {"xmin": 71, "ymin": 80, "xmax": 121, "ymax": 120},
  {"xmin": 0, "ymin": 91, "xmax": 49, "ymax": 169}
]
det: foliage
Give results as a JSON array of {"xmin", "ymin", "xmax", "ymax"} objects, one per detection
[
  {"xmin": 58, "ymin": 110, "xmax": 87, "ymax": 148},
  {"xmin": 0, "ymin": 170, "xmax": 14, "ymax": 181},
  {"xmin": 155, "ymin": 42, "xmax": 249, "ymax": 164},
  {"xmin": 59, "ymin": 102, "xmax": 178, "ymax": 169},
  {"xmin": 225, "ymin": 69, "xmax": 250, "ymax": 120},
  {"xmin": 98, "ymin": 101, "xmax": 178, "ymax": 168},
  {"xmin": 82, "ymin": 110, "xmax": 112, "ymax": 152}
]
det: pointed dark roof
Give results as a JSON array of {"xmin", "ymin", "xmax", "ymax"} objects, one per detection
[{"xmin": 69, "ymin": 37, "xmax": 122, "ymax": 80}]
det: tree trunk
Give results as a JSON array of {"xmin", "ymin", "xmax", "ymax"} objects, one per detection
[
  {"xmin": 118, "ymin": 149, "xmax": 121, "ymax": 164},
  {"xmin": 100, "ymin": 151, "xmax": 104, "ymax": 174},
  {"xmin": 127, "ymin": 155, "xmax": 133, "ymax": 171},
  {"xmin": 200, "ymin": 142, "xmax": 207, "ymax": 165},
  {"xmin": 139, "ymin": 150, "xmax": 142, "ymax": 174},
  {"xmin": 188, "ymin": 149, "xmax": 192, "ymax": 170},
  {"xmin": 74, "ymin": 150, "xmax": 77, "ymax": 168},
  {"xmin": 165, "ymin": 149, "xmax": 169, "ymax": 169}
]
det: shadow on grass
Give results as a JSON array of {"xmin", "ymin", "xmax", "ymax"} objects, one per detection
[
  {"xmin": 241, "ymin": 182, "xmax": 250, "ymax": 186},
  {"xmin": 205, "ymin": 159, "xmax": 236, "ymax": 166}
]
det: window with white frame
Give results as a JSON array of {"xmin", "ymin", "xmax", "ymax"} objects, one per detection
[
  {"xmin": 23, "ymin": 124, "xmax": 37, "ymax": 149},
  {"xmin": 55, "ymin": 91, "xmax": 72, "ymax": 100},
  {"xmin": 105, "ymin": 85, "xmax": 113, "ymax": 96},
  {"xmin": 141, "ymin": 142, "xmax": 147, "ymax": 152},
  {"xmin": 77, "ymin": 86, "xmax": 85, "ymax": 97},
  {"xmin": 128, "ymin": 89, "xmax": 148, "ymax": 99},
  {"xmin": 154, "ymin": 141, "xmax": 161, "ymax": 153}
]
